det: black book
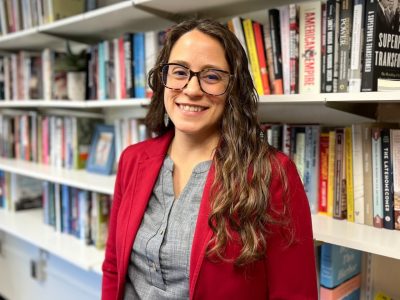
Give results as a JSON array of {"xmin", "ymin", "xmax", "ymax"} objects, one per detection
[{"xmin": 361, "ymin": 0, "xmax": 400, "ymax": 91}]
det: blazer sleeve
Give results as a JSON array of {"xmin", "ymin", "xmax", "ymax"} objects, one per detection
[
  {"xmin": 265, "ymin": 157, "xmax": 318, "ymax": 299},
  {"xmin": 101, "ymin": 150, "xmax": 126, "ymax": 300}
]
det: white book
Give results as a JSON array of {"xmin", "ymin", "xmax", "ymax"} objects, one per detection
[
  {"xmin": 279, "ymin": 5, "xmax": 291, "ymax": 95},
  {"xmin": 113, "ymin": 38, "xmax": 121, "ymax": 100},
  {"xmin": 349, "ymin": 0, "xmax": 365, "ymax": 92},
  {"xmin": 145, "ymin": 31, "xmax": 159, "ymax": 98},
  {"xmin": 352, "ymin": 124, "xmax": 365, "ymax": 224},
  {"xmin": 299, "ymin": 1, "xmax": 321, "ymax": 94}
]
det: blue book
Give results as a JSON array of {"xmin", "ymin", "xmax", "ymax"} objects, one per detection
[
  {"xmin": 133, "ymin": 33, "xmax": 146, "ymax": 98},
  {"xmin": 61, "ymin": 185, "xmax": 71, "ymax": 234},
  {"xmin": 320, "ymin": 243, "xmax": 362, "ymax": 288},
  {"xmin": 98, "ymin": 42, "xmax": 106, "ymax": 100}
]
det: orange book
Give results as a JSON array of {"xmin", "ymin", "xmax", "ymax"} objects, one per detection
[{"xmin": 253, "ymin": 21, "xmax": 271, "ymax": 95}]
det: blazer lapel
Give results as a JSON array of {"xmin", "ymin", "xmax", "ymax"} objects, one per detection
[{"xmin": 189, "ymin": 164, "xmax": 215, "ymax": 299}]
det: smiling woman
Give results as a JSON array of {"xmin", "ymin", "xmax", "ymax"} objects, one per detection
[{"xmin": 102, "ymin": 19, "xmax": 318, "ymax": 300}]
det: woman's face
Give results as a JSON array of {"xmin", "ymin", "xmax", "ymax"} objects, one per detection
[{"xmin": 164, "ymin": 29, "xmax": 229, "ymax": 139}]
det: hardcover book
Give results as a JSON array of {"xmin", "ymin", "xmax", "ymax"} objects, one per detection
[
  {"xmin": 320, "ymin": 243, "xmax": 362, "ymax": 289},
  {"xmin": 361, "ymin": 0, "xmax": 400, "ymax": 91}
]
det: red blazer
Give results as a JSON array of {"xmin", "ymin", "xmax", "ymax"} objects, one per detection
[{"xmin": 102, "ymin": 131, "xmax": 318, "ymax": 300}]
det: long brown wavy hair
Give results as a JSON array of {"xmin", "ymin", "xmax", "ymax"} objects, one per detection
[{"xmin": 145, "ymin": 19, "xmax": 290, "ymax": 266}]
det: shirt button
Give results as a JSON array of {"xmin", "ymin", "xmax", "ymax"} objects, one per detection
[
  {"xmin": 160, "ymin": 229, "xmax": 164, "ymax": 235},
  {"xmin": 152, "ymin": 262, "xmax": 157, "ymax": 271}
]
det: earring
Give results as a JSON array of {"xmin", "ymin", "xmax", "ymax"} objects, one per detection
[{"xmin": 164, "ymin": 113, "xmax": 169, "ymax": 127}]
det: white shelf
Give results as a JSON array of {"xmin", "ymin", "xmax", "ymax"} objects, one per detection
[
  {"xmin": 258, "ymin": 94, "xmax": 376, "ymax": 125},
  {"xmin": 0, "ymin": 99, "xmax": 150, "ymax": 109},
  {"xmin": 312, "ymin": 214, "xmax": 400, "ymax": 260},
  {"xmin": 0, "ymin": 1, "xmax": 173, "ymax": 50},
  {"xmin": 0, "ymin": 208, "xmax": 105, "ymax": 272},
  {"xmin": 0, "ymin": 158, "xmax": 115, "ymax": 195},
  {"xmin": 135, "ymin": 0, "xmax": 284, "ymax": 19}
]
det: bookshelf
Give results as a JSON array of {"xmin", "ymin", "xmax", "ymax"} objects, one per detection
[
  {"xmin": 0, "ymin": 0, "xmax": 400, "ymax": 299},
  {"xmin": 0, "ymin": 208, "xmax": 104, "ymax": 272},
  {"xmin": 0, "ymin": 157, "xmax": 115, "ymax": 195}
]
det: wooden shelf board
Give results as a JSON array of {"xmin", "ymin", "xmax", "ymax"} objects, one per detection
[
  {"xmin": 0, "ymin": 158, "xmax": 115, "ymax": 195},
  {"xmin": 0, "ymin": 209, "xmax": 105, "ymax": 271},
  {"xmin": 312, "ymin": 215, "xmax": 400, "ymax": 260}
]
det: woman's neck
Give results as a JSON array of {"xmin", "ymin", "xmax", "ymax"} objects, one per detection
[{"xmin": 169, "ymin": 130, "xmax": 220, "ymax": 165}]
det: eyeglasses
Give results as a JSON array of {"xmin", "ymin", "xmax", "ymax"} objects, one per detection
[{"xmin": 160, "ymin": 63, "xmax": 232, "ymax": 96}]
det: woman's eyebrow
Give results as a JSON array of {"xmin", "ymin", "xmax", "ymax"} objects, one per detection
[{"xmin": 168, "ymin": 60, "xmax": 227, "ymax": 71}]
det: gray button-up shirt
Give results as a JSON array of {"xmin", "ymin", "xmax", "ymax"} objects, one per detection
[{"xmin": 124, "ymin": 156, "xmax": 211, "ymax": 299}]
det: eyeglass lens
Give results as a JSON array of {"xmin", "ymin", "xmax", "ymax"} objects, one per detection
[{"xmin": 161, "ymin": 64, "xmax": 230, "ymax": 96}]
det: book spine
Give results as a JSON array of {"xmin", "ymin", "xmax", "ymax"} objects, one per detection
[
  {"xmin": 381, "ymin": 128, "xmax": 394, "ymax": 229},
  {"xmin": 371, "ymin": 127, "xmax": 384, "ymax": 228},
  {"xmin": 361, "ymin": 0, "xmax": 377, "ymax": 91},
  {"xmin": 269, "ymin": 9, "xmax": 284, "ymax": 94},
  {"xmin": 352, "ymin": 124, "xmax": 365, "ymax": 224},
  {"xmin": 319, "ymin": 132, "xmax": 330, "ymax": 214},
  {"xmin": 320, "ymin": 3, "xmax": 327, "ymax": 93},
  {"xmin": 332, "ymin": 0, "xmax": 341, "ymax": 92},
  {"xmin": 337, "ymin": 0, "xmax": 353, "ymax": 92},
  {"xmin": 289, "ymin": 4, "xmax": 299, "ymax": 94},
  {"xmin": 345, "ymin": 127, "xmax": 354, "ymax": 222},
  {"xmin": 253, "ymin": 21, "xmax": 271, "ymax": 95},
  {"xmin": 263, "ymin": 13, "xmax": 276, "ymax": 94},
  {"xmin": 327, "ymin": 130, "xmax": 336, "ymax": 217},
  {"xmin": 133, "ymin": 32, "xmax": 146, "ymax": 98},
  {"xmin": 279, "ymin": 6, "xmax": 291, "ymax": 94},
  {"xmin": 333, "ymin": 128, "xmax": 346, "ymax": 219},
  {"xmin": 363, "ymin": 126, "xmax": 373, "ymax": 226},
  {"xmin": 391, "ymin": 129, "xmax": 400, "ymax": 230},
  {"xmin": 348, "ymin": 0, "xmax": 365, "ymax": 92},
  {"xmin": 242, "ymin": 19, "xmax": 264, "ymax": 95},
  {"xmin": 299, "ymin": 1, "xmax": 322, "ymax": 94}
]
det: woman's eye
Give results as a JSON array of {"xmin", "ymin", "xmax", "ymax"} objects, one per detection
[
  {"xmin": 202, "ymin": 71, "xmax": 221, "ymax": 82},
  {"xmin": 171, "ymin": 68, "xmax": 188, "ymax": 77}
]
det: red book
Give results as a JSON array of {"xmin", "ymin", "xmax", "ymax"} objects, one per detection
[
  {"xmin": 118, "ymin": 37, "xmax": 126, "ymax": 99},
  {"xmin": 253, "ymin": 22, "xmax": 271, "ymax": 95},
  {"xmin": 319, "ymin": 132, "xmax": 329, "ymax": 213}
]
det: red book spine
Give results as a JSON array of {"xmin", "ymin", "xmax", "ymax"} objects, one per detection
[{"xmin": 253, "ymin": 22, "xmax": 271, "ymax": 95}]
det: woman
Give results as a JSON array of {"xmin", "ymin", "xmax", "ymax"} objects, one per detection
[{"xmin": 102, "ymin": 19, "xmax": 317, "ymax": 300}]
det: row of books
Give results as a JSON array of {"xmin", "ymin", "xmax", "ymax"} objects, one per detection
[
  {"xmin": 0, "ymin": 110, "xmax": 149, "ymax": 171},
  {"xmin": 263, "ymin": 122, "xmax": 400, "ymax": 230},
  {"xmin": 0, "ymin": 0, "xmax": 99, "ymax": 35},
  {"xmin": 0, "ymin": 29, "xmax": 164, "ymax": 101},
  {"xmin": 42, "ymin": 181, "xmax": 110, "ymax": 249},
  {"xmin": 0, "ymin": 171, "xmax": 110, "ymax": 249},
  {"xmin": 229, "ymin": 0, "xmax": 400, "ymax": 95}
]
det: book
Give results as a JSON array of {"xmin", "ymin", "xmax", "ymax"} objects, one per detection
[
  {"xmin": 299, "ymin": 1, "xmax": 322, "ymax": 94},
  {"xmin": 371, "ymin": 127, "xmax": 384, "ymax": 228},
  {"xmin": 381, "ymin": 128, "xmax": 394, "ymax": 229},
  {"xmin": 361, "ymin": 0, "xmax": 400, "ymax": 91},
  {"xmin": 242, "ymin": 19, "xmax": 264, "ymax": 95},
  {"xmin": 348, "ymin": 0, "xmax": 365, "ymax": 92},
  {"xmin": 391, "ymin": 129, "xmax": 400, "ymax": 230},
  {"xmin": 319, "ymin": 132, "xmax": 330, "ymax": 214},
  {"xmin": 268, "ymin": 9, "xmax": 284, "ymax": 94},
  {"xmin": 320, "ymin": 243, "xmax": 362, "ymax": 289},
  {"xmin": 345, "ymin": 127, "xmax": 355, "ymax": 222},
  {"xmin": 320, "ymin": 274, "xmax": 361, "ymax": 300},
  {"xmin": 337, "ymin": 0, "xmax": 353, "ymax": 92}
]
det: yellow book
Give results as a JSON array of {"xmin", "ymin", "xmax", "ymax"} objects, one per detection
[
  {"xmin": 345, "ymin": 127, "xmax": 355, "ymax": 222},
  {"xmin": 327, "ymin": 130, "xmax": 336, "ymax": 217},
  {"xmin": 48, "ymin": 0, "xmax": 85, "ymax": 23},
  {"xmin": 242, "ymin": 19, "xmax": 264, "ymax": 95}
]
